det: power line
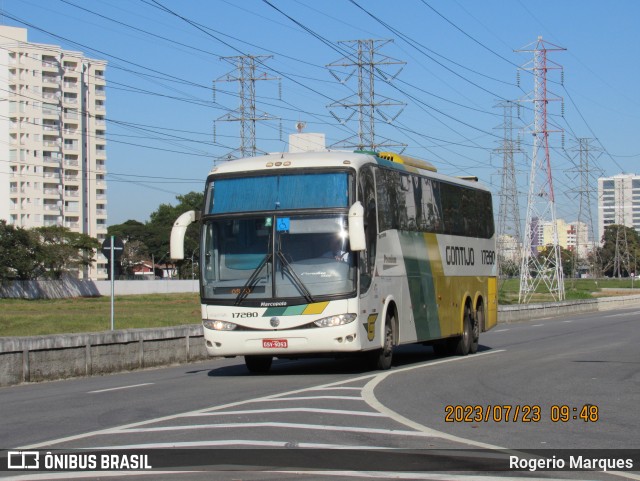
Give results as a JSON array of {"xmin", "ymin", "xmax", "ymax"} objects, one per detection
[{"xmin": 419, "ymin": 0, "xmax": 521, "ymax": 70}]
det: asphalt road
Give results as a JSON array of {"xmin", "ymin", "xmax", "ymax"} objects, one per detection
[{"xmin": 1, "ymin": 307, "xmax": 638, "ymax": 481}]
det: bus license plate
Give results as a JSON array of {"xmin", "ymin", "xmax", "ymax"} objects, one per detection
[{"xmin": 263, "ymin": 339, "xmax": 288, "ymax": 349}]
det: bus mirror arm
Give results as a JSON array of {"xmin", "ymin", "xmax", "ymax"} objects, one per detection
[
  {"xmin": 170, "ymin": 210, "xmax": 197, "ymax": 260},
  {"xmin": 348, "ymin": 201, "xmax": 366, "ymax": 251}
]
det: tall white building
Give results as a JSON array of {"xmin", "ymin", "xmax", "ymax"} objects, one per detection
[
  {"xmin": 598, "ymin": 174, "xmax": 640, "ymax": 242},
  {"xmin": 0, "ymin": 26, "xmax": 108, "ymax": 279}
]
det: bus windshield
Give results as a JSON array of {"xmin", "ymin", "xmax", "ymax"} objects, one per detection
[
  {"xmin": 207, "ymin": 172, "xmax": 349, "ymax": 214},
  {"xmin": 201, "ymin": 214, "xmax": 356, "ymax": 304}
]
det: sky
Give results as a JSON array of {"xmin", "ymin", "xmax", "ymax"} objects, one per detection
[{"xmin": 2, "ymin": 0, "xmax": 639, "ymax": 230}]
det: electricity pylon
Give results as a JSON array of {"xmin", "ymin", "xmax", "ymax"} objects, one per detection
[
  {"xmin": 327, "ymin": 39, "xmax": 406, "ymax": 151},
  {"xmin": 213, "ymin": 55, "xmax": 280, "ymax": 161},
  {"xmin": 494, "ymin": 100, "xmax": 523, "ymax": 278},
  {"xmin": 516, "ymin": 37, "xmax": 566, "ymax": 303},
  {"xmin": 567, "ymin": 138, "xmax": 603, "ymax": 276}
]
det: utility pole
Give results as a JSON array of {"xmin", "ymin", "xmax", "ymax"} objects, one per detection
[
  {"xmin": 213, "ymin": 55, "xmax": 280, "ymax": 162},
  {"xmin": 327, "ymin": 39, "xmax": 406, "ymax": 151},
  {"xmin": 516, "ymin": 37, "xmax": 566, "ymax": 303},
  {"xmin": 494, "ymin": 100, "xmax": 523, "ymax": 279}
]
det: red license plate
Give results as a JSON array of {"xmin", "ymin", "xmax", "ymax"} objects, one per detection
[{"xmin": 262, "ymin": 339, "xmax": 288, "ymax": 349}]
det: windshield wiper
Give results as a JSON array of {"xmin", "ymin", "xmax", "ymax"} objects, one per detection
[
  {"xmin": 276, "ymin": 251, "xmax": 315, "ymax": 304},
  {"xmin": 234, "ymin": 253, "xmax": 272, "ymax": 306}
]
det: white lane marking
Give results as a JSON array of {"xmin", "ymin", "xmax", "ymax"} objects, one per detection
[
  {"xmin": 191, "ymin": 408, "xmax": 385, "ymax": 417},
  {"xmin": 269, "ymin": 471, "xmax": 592, "ymax": 481},
  {"xmin": 361, "ymin": 350, "xmax": 640, "ymax": 481},
  {"xmin": 610, "ymin": 472, "xmax": 640, "ymax": 481},
  {"xmin": 308, "ymin": 386, "xmax": 362, "ymax": 391},
  {"xmin": 495, "ymin": 329, "xmax": 509, "ymax": 332},
  {"xmin": 602, "ymin": 312, "xmax": 638, "ymax": 318},
  {"xmin": 113, "ymin": 421, "xmax": 436, "ymax": 437},
  {"xmin": 258, "ymin": 395, "xmax": 362, "ymax": 401},
  {"xmin": 1, "ymin": 472, "xmax": 197, "ymax": 480},
  {"xmin": 87, "ymin": 383, "xmax": 154, "ymax": 394},
  {"xmin": 21, "ymin": 349, "xmax": 504, "ymax": 450},
  {"xmin": 91, "ymin": 440, "xmax": 394, "ymax": 450},
  {"xmin": 3, "ymin": 470, "xmax": 630, "ymax": 481},
  {"xmin": 362, "ymin": 350, "xmax": 506, "ymax": 450},
  {"xmin": 531, "ymin": 324, "xmax": 544, "ymax": 327},
  {"xmin": 21, "ymin": 370, "xmax": 384, "ymax": 449},
  {"xmin": 562, "ymin": 320, "xmax": 572, "ymax": 323}
]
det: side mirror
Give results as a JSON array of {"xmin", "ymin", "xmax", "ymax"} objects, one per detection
[
  {"xmin": 170, "ymin": 210, "xmax": 196, "ymax": 260},
  {"xmin": 348, "ymin": 201, "xmax": 366, "ymax": 251}
]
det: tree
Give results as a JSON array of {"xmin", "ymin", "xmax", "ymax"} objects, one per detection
[
  {"xmin": 120, "ymin": 240, "xmax": 150, "ymax": 277},
  {"xmin": 147, "ymin": 192, "xmax": 203, "ymax": 278},
  {"xmin": 106, "ymin": 192, "xmax": 204, "ymax": 279},
  {"xmin": 596, "ymin": 224, "xmax": 640, "ymax": 277},
  {"xmin": 537, "ymin": 245, "xmax": 574, "ymax": 279},
  {"xmin": 499, "ymin": 257, "xmax": 519, "ymax": 278},
  {"xmin": 34, "ymin": 226, "xmax": 101, "ymax": 279},
  {"xmin": 107, "ymin": 220, "xmax": 148, "ymax": 243},
  {"xmin": 0, "ymin": 221, "xmax": 42, "ymax": 280}
]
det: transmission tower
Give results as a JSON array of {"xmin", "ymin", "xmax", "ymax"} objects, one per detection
[
  {"xmin": 516, "ymin": 37, "xmax": 566, "ymax": 303},
  {"xmin": 494, "ymin": 100, "xmax": 523, "ymax": 278},
  {"xmin": 213, "ymin": 55, "xmax": 280, "ymax": 161},
  {"xmin": 567, "ymin": 138, "xmax": 603, "ymax": 276},
  {"xmin": 327, "ymin": 39, "xmax": 406, "ymax": 151}
]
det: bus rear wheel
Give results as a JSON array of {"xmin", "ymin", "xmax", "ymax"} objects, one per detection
[
  {"xmin": 470, "ymin": 304, "xmax": 483, "ymax": 354},
  {"xmin": 454, "ymin": 307, "xmax": 472, "ymax": 356},
  {"xmin": 245, "ymin": 355, "xmax": 273, "ymax": 373},
  {"xmin": 369, "ymin": 313, "xmax": 395, "ymax": 370}
]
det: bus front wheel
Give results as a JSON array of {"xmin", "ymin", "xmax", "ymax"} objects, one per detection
[
  {"xmin": 370, "ymin": 313, "xmax": 395, "ymax": 370},
  {"xmin": 245, "ymin": 355, "xmax": 273, "ymax": 374}
]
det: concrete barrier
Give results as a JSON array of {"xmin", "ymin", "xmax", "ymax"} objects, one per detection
[
  {"xmin": 0, "ymin": 277, "xmax": 101, "ymax": 299},
  {"xmin": 0, "ymin": 325, "xmax": 207, "ymax": 387},
  {"xmin": 498, "ymin": 294, "xmax": 640, "ymax": 323},
  {"xmin": 0, "ymin": 279, "xmax": 199, "ymax": 299},
  {"xmin": 93, "ymin": 279, "xmax": 199, "ymax": 296},
  {"xmin": 1, "ymin": 294, "xmax": 638, "ymax": 387}
]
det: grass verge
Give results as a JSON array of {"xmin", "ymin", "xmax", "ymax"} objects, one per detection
[
  {"xmin": 0, "ymin": 293, "xmax": 201, "ymax": 337},
  {"xmin": 498, "ymin": 277, "xmax": 640, "ymax": 304},
  {"xmin": 2, "ymin": 278, "xmax": 639, "ymax": 336}
]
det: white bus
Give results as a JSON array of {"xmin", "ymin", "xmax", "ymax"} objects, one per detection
[{"xmin": 171, "ymin": 150, "xmax": 497, "ymax": 373}]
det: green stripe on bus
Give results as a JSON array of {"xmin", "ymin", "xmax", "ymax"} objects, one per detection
[
  {"xmin": 263, "ymin": 304, "xmax": 317, "ymax": 317},
  {"xmin": 398, "ymin": 231, "xmax": 441, "ymax": 340},
  {"xmin": 283, "ymin": 305, "xmax": 307, "ymax": 315},
  {"xmin": 263, "ymin": 306, "xmax": 288, "ymax": 316}
]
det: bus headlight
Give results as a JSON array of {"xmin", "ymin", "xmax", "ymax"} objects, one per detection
[
  {"xmin": 203, "ymin": 319, "xmax": 237, "ymax": 331},
  {"xmin": 313, "ymin": 313, "xmax": 357, "ymax": 328}
]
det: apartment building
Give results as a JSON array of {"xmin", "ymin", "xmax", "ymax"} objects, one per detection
[
  {"xmin": 530, "ymin": 218, "xmax": 593, "ymax": 258},
  {"xmin": 598, "ymin": 174, "xmax": 640, "ymax": 242},
  {"xmin": 0, "ymin": 25, "xmax": 108, "ymax": 279}
]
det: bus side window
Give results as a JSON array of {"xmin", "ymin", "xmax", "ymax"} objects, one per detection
[{"xmin": 359, "ymin": 166, "xmax": 377, "ymax": 294}]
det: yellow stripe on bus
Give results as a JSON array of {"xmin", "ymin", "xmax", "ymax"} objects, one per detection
[{"xmin": 302, "ymin": 301, "xmax": 330, "ymax": 315}]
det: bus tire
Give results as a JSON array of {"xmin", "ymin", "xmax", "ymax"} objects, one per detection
[
  {"xmin": 370, "ymin": 313, "xmax": 395, "ymax": 370},
  {"xmin": 245, "ymin": 355, "xmax": 273, "ymax": 373},
  {"xmin": 470, "ymin": 304, "xmax": 483, "ymax": 354},
  {"xmin": 454, "ymin": 307, "xmax": 472, "ymax": 356}
]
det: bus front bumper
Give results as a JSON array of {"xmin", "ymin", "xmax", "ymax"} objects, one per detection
[{"xmin": 203, "ymin": 323, "xmax": 364, "ymax": 357}]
